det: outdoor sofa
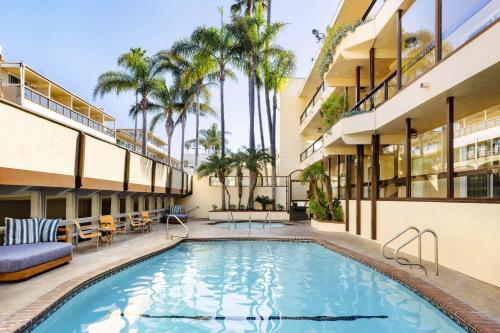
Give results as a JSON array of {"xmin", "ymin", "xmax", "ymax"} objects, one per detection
[{"xmin": 0, "ymin": 218, "xmax": 72, "ymax": 281}]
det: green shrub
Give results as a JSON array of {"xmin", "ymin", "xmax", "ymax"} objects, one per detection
[
  {"xmin": 255, "ymin": 195, "xmax": 274, "ymax": 210},
  {"xmin": 239, "ymin": 204, "xmax": 246, "ymax": 210},
  {"xmin": 211, "ymin": 204, "xmax": 218, "ymax": 211},
  {"xmin": 321, "ymin": 93, "xmax": 348, "ymax": 129},
  {"xmin": 277, "ymin": 203, "xmax": 284, "ymax": 211}
]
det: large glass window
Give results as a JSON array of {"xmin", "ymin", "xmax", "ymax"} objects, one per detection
[
  {"xmin": 454, "ymin": 104, "xmax": 500, "ymax": 198},
  {"xmin": 78, "ymin": 197, "xmax": 92, "ymax": 218},
  {"xmin": 339, "ymin": 156, "xmax": 347, "ymax": 199},
  {"xmin": 364, "ymin": 153, "xmax": 372, "ymax": 199},
  {"xmin": 349, "ymin": 155, "xmax": 357, "ymax": 198},
  {"xmin": 331, "ymin": 157, "xmax": 339, "ymax": 199},
  {"xmin": 442, "ymin": 0, "xmax": 497, "ymax": 58},
  {"xmin": 402, "ymin": 0, "xmax": 436, "ymax": 86},
  {"xmin": 379, "ymin": 144, "xmax": 406, "ymax": 198},
  {"xmin": 47, "ymin": 198, "xmax": 66, "ymax": 219},
  {"xmin": 411, "ymin": 125, "xmax": 448, "ymax": 198},
  {"xmin": 101, "ymin": 197, "xmax": 111, "ymax": 215}
]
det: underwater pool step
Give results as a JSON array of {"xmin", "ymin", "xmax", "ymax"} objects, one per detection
[{"xmin": 112, "ymin": 312, "xmax": 388, "ymax": 322}]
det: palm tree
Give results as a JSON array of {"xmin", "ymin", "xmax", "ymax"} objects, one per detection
[
  {"xmin": 301, "ymin": 162, "xmax": 334, "ymax": 217},
  {"xmin": 115, "ymin": 48, "xmax": 146, "ymax": 150},
  {"xmin": 264, "ymin": 50, "xmax": 296, "ymax": 209},
  {"xmin": 94, "ymin": 52, "xmax": 163, "ymax": 155},
  {"xmin": 148, "ymin": 80, "xmax": 180, "ymax": 169},
  {"xmin": 229, "ymin": 151, "xmax": 247, "ymax": 209},
  {"xmin": 198, "ymin": 123, "xmax": 229, "ymax": 154},
  {"xmin": 242, "ymin": 148, "xmax": 271, "ymax": 210},
  {"xmin": 197, "ymin": 153, "xmax": 232, "ymax": 210},
  {"xmin": 175, "ymin": 85, "xmax": 215, "ymax": 173},
  {"xmin": 230, "ymin": 0, "xmax": 266, "ymax": 16},
  {"xmin": 170, "ymin": 23, "xmax": 238, "ymax": 161}
]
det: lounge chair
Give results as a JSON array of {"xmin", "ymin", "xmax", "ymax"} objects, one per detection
[
  {"xmin": 0, "ymin": 217, "xmax": 72, "ymax": 281},
  {"xmin": 167, "ymin": 205, "xmax": 188, "ymax": 223},
  {"xmin": 126, "ymin": 213, "xmax": 148, "ymax": 232},
  {"xmin": 73, "ymin": 219, "xmax": 101, "ymax": 250}
]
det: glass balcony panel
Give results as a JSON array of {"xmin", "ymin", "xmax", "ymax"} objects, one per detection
[{"xmin": 402, "ymin": 0, "xmax": 436, "ymax": 87}]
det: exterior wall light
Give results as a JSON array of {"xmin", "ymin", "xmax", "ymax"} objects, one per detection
[{"xmin": 420, "ymin": 82, "xmax": 430, "ymax": 88}]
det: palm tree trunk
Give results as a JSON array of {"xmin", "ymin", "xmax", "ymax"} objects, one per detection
[
  {"xmin": 180, "ymin": 115, "xmax": 186, "ymax": 172},
  {"xmin": 141, "ymin": 97, "xmax": 148, "ymax": 156},
  {"xmin": 219, "ymin": 172, "xmax": 227, "ymax": 210},
  {"xmin": 270, "ymin": 93, "xmax": 278, "ymax": 210},
  {"xmin": 166, "ymin": 122, "xmax": 173, "ymax": 191},
  {"xmin": 194, "ymin": 92, "xmax": 200, "ymax": 171},
  {"xmin": 267, "ymin": 0, "xmax": 272, "ymax": 25},
  {"xmin": 256, "ymin": 80, "xmax": 269, "ymax": 185},
  {"xmin": 247, "ymin": 170, "xmax": 258, "ymax": 210},
  {"xmin": 237, "ymin": 167, "xmax": 243, "ymax": 209},
  {"xmin": 220, "ymin": 69, "xmax": 226, "ymax": 158},
  {"xmin": 249, "ymin": 64, "xmax": 256, "ymax": 150},
  {"xmin": 134, "ymin": 92, "xmax": 138, "ymax": 150}
]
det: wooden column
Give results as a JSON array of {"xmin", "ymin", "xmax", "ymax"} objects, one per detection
[
  {"xmin": 356, "ymin": 145, "xmax": 363, "ymax": 236},
  {"xmin": 75, "ymin": 132, "xmax": 86, "ymax": 189},
  {"xmin": 345, "ymin": 155, "xmax": 351, "ymax": 232},
  {"xmin": 371, "ymin": 134, "xmax": 379, "ymax": 240},
  {"xmin": 396, "ymin": 9, "xmax": 403, "ymax": 90},
  {"xmin": 435, "ymin": 0, "xmax": 442, "ymax": 62},
  {"xmin": 405, "ymin": 118, "xmax": 412, "ymax": 198},
  {"xmin": 355, "ymin": 66, "xmax": 361, "ymax": 103},
  {"xmin": 123, "ymin": 150, "xmax": 130, "ymax": 191},
  {"xmin": 447, "ymin": 97, "xmax": 454, "ymax": 198},
  {"xmin": 337, "ymin": 155, "xmax": 341, "ymax": 199},
  {"xmin": 369, "ymin": 48, "xmax": 375, "ymax": 91}
]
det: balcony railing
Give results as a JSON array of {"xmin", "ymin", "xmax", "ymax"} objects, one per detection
[
  {"xmin": 300, "ymin": 82, "xmax": 325, "ymax": 124},
  {"xmin": 24, "ymin": 87, "xmax": 115, "ymax": 138},
  {"xmin": 343, "ymin": 71, "xmax": 397, "ymax": 118},
  {"xmin": 455, "ymin": 117, "xmax": 500, "ymax": 138},
  {"xmin": 300, "ymin": 136, "xmax": 324, "ymax": 162}
]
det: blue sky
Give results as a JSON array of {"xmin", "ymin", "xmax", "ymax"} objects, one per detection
[{"xmin": 0, "ymin": 0, "xmax": 339, "ymax": 158}]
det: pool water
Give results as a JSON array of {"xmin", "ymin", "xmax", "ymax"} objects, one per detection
[
  {"xmin": 32, "ymin": 241, "xmax": 464, "ymax": 333},
  {"xmin": 215, "ymin": 222, "xmax": 284, "ymax": 229}
]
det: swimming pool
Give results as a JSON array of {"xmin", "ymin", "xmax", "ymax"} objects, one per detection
[
  {"xmin": 214, "ymin": 221, "xmax": 285, "ymax": 229},
  {"xmin": 31, "ymin": 241, "xmax": 465, "ymax": 332}
]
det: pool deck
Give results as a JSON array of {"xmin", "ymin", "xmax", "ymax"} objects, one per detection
[{"xmin": 0, "ymin": 220, "xmax": 499, "ymax": 332}]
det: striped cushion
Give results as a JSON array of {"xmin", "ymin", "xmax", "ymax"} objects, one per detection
[
  {"xmin": 169, "ymin": 205, "xmax": 183, "ymax": 215},
  {"xmin": 38, "ymin": 218, "xmax": 61, "ymax": 242},
  {"xmin": 4, "ymin": 218, "xmax": 40, "ymax": 246}
]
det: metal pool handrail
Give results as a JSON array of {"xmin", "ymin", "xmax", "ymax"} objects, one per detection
[
  {"xmin": 395, "ymin": 229, "xmax": 439, "ymax": 276},
  {"xmin": 166, "ymin": 215, "xmax": 189, "ymax": 239},
  {"xmin": 381, "ymin": 226, "xmax": 420, "ymax": 259}
]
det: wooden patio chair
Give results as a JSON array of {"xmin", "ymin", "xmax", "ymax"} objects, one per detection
[
  {"xmin": 73, "ymin": 219, "xmax": 101, "ymax": 250},
  {"xmin": 140, "ymin": 211, "xmax": 155, "ymax": 231},
  {"xmin": 126, "ymin": 213, "xmax": 148, "ymax": 232},
  {"xmin": 99, "ymin": 215, "xmax": 126, "ymax": 246}
]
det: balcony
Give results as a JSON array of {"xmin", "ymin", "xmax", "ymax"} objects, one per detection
[
  {"xmin": 24, "ymin": 87, "xmax": 115, "ymax": 138},
  {"xmin": 300, "ymin": 82, "xmax": 337, "ymax": 135},
  {"xmin": 300, "ymin": 136, "xmax": 324, "ymax": 166}
]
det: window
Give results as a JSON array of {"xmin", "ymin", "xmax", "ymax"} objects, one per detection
[
  {"xmin": 379, "ymin": 144, "xmax": 406, "ymax": 198},
  {"xmin": 46, "ymin": 198, "xmax": 66, "ymax": 219},
  {"xmin": 133, "ymin": 199, "xmax": 139, "ymax": 212},
  {"xmin": 454, "ymin": 104, "xmax": 500, "ymax": 198},
  {"xmin": 101, "ymin": 197, "xmax": 111, "ymax": 215},
  {"xmin": 8, "ymin": 74, "xmax": 20, "ymax": 85},
  {"xmin": 78, "ymin": 198, "xmax": 92, "ymax": 218}
]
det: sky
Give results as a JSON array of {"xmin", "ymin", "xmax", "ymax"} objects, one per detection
[{"xmin": 0, "ymin": 0, "xmax": 339, "ymax": 159}]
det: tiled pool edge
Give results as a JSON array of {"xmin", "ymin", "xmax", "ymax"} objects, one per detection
[{"xmin": 1, "ymin": 236, "xmax": 499, "ymax": 333}]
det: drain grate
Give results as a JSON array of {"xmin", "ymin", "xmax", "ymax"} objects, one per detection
[{"xmin": 113, "ymin": 312, "xmax": 388, "ymax": 322}]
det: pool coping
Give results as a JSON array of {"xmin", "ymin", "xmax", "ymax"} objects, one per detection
[{"xmin": 0, "ymin": 236, "xmax": 498, "ymax": 333}]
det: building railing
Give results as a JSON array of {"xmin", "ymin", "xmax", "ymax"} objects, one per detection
[
  {"xmin": 300, "ymin": 82, "xmax": 325, "ymax": 124},
  {"xmin": 454, "ymin": 117, "xmax": 500, "ymax": 138},
  {"xmin": 24, "ymin": 87, "xmax": 115, "ymax": 138},
  {"xmin": 343, "ymin": 71, "xmax": 397, "ymax": 118},
  {"xmin": 362, "ymin": 0, "xmax": 386, "ymax": 21},
  {"xmin": 209, "ymin": 176, "xmax": 289, "ymax": 187},
  {"xmin": 300, "ymin": 136, "xmax": 324, "ymax": 162}
]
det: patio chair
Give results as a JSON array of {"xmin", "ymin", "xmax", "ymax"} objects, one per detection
[
  {"xmin": 126, "ymin": 213, "xmax": 148, "ymax": 232},
  {"xmin": 99, "ymin": 215, "xmax": 126, "ymax": 246},
  {"xmin": 140, "ymin": 211, "xmax": 156, "ymax": 230},
  {"xmin": 73, "ymin": 219, "xmax": 101, "ymax": 250}
]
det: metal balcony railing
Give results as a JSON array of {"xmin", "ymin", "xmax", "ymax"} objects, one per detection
[
  {"xmin": 300, "ymin": 136, "xmax": 324, "ymax": 162},
  {"xmin": 300, "ymin": 82, "xmax": 325, "ymax": 124}
]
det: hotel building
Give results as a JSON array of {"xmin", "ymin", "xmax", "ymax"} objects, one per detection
[
  {"xmin": 0, "ymin": 56, "xmax": 191, "ymax": 226},
  {"xmin": 278, "ymin": 0, "xmax": 500, "ymax": 286}
]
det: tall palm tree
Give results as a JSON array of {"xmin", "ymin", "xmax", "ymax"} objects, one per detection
[
  {"xmin": 229, "ymin": 7, "xmax": 284, "ymax": 151},
  {"xmin": 94, "ymin": 52, "xmax": 163, "ymax": 155},
  {"xmin": 171, "ymin": 24, "xmax": 238, "ymax": 162},
  {"xmin": 117, "ymin": 47, "xmax": 146, "ymax": 150},
  {"xmin": 264, "ymin": 50, "xmax": 296, "ymax": 209},
  {"xmin": 197, "ymin": 153, "xmax": 232, "ymax": 210},
  {"xmin": 148, "ymin": 80, "xmax": 180, "ymax": 169},
  {"xmin": 242, "ymin": 148, "xmax": 271, "ymax": 210},
  {"xmin": 230, "ymin": 0, "xmax": 266, "ymax": 16}
]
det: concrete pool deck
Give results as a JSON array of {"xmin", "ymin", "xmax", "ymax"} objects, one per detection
[{"xmin": 0, "ymin": 220, "xmax": 499, "ymax": 332}]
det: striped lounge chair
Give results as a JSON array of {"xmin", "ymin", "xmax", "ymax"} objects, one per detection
[{"xmin": 168, "ymin": 205, "xmax": 188, "ymax": 223}]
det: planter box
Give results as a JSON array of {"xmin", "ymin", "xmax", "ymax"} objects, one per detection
[
  {"xmin": 209, "ymin": 210, "xmax": 289, "ymax": 221},
  {"xmin": 311, "ymin": 218, "xmax": 345, "ymax": 232}
]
